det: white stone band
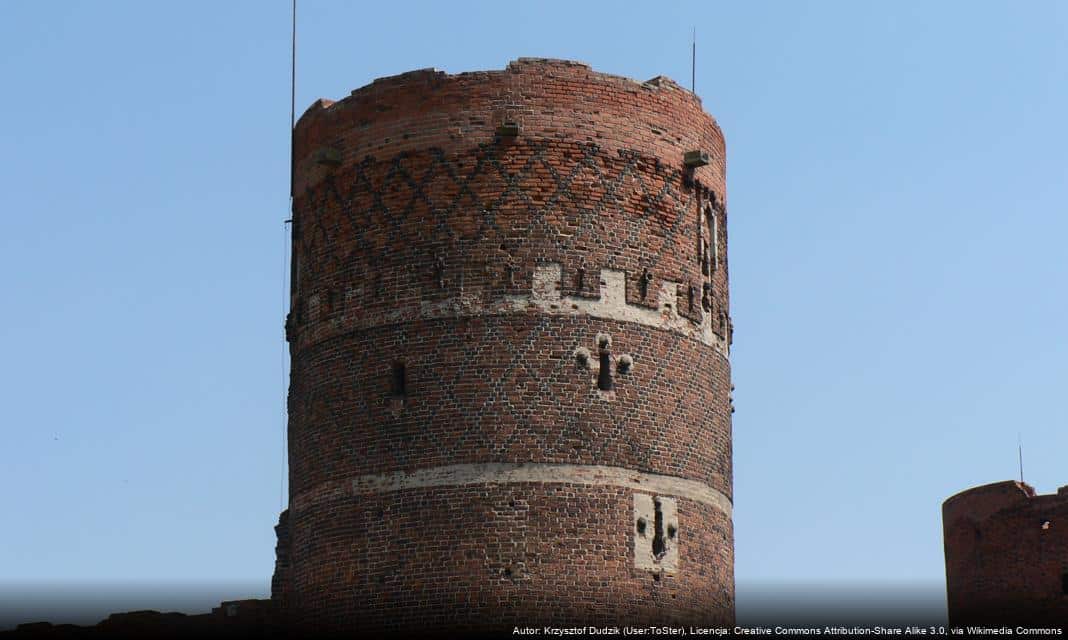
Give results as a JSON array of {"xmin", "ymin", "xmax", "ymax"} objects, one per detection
[
  {"xmin": 300, "ymin": 263, "xmax": 730, "ymax": 357},
  {"xmin": 290, "ymin": 462, "xmax": 733, "ymax": 518}
]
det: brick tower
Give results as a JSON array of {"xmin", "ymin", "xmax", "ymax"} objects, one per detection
[
  {"xmin": 943, "ymin": 481, "xmax": 1068, "ymax": 624},
  {"xmin": 273, "ymin": 58, "xmax": 734, "ymax": 633}
]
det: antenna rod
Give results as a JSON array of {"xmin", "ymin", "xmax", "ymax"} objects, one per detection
[
  {"xmin": 1018, "ymin": 432, "xmax": 1024, "ymax": 483},
  {"xmin": 281, "ymin": 0, "xmax": 297, "ymax": 511},
  {"xmin": 691, "ymin": 27, "xmax": 696, "ymax": 93},
  {"xmin": 290, "ymin": 0, "xmax": 297, "ymax": 198}
]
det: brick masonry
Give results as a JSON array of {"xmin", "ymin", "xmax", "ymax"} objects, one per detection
[
  {"xmin": 943, "ymin": 480, "xmax": 1068, "ymax": 624},
  {"xmin": 277, "ymin": 58, "xmax": 734, "ymax": 633}
]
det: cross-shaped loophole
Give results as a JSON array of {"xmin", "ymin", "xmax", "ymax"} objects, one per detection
[{"xmin": 574, "ymin": 333, "xmax": 633, "ymax": 392}]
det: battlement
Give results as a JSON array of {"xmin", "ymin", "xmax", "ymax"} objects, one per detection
[
  {"xmin": 298, "ymin": 58, "xmax": 701, "ymax": 126},
  {"xmin": 291, "ymin": 59, "xmax": 724, "ymax": 197},
  {"xmin": 942, "ymin": 480, "xmax": 1068, "ymax": 525}
]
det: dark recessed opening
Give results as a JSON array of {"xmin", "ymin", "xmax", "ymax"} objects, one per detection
[
  {"xmin": 667, "ymin": 524, "xmax": 677, "ymax": 540},
  {"xmin": 391, "ymin": 362, "xmax": 406, "ymax": 397},
  {"xmin": 636, "ymin": 518, "xmax": 647, "ymax": 536},
  {"xmin": 1062, "ymin": 573, "xmax": 1068, "ymax": 595},
  {"xmin": 504, "ymin": 567, "xmax": 513, "ymax": 578},
  {"xmin": 597, "ymin": 351, "xmax": 613, "ymax": 391}
]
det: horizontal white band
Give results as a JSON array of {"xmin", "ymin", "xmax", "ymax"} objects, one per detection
[
  {"xmin": 290, "ymin": 462, "xmax": 732, "ymax": 518},
  {"xmin": 299, "ymin": 264, "xmax": 730, "ymax": 357}
]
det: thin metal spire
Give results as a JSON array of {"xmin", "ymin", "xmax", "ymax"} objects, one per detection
[
  {"xmin": 1018, "ymin": 432, "xmax": 1025, "ymax": 484},
  {"xmin": 691, "ymin": 27, "xmax": 696, "ymax": 93},
  {"xmin": 290, "ymin": 0, "xmax": 297, "ymax": 198},
  {"xmin": 281, "ymin": 0, "xmax": 297, "ymax": 511}
]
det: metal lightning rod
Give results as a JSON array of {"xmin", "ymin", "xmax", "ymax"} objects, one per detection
[
  {"xmin": 281, "ymin": 0, "xmax": 297, "ymax": 511},
  {"xmin": 691, "ymin": 27, "xmax": 696, "ymax": 94},
  {"xmin": 1018, "ymin": 432, "xmax": 1024, "ymax": 484},
  {"xmin": 290, "ymin": 0, "xmax": 297, "ymax": 198}
]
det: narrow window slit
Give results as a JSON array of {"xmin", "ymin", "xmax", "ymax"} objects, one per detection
[
  {"xmin": 597, "ymin": 351, "xmax": 613, "ymax": 391},
  {"xmin": 710, "ymin": 209, "xmax": 719, "ymax": 271},
  {"xmin": 391, "ymin": 362, "xmax": 407, "ymax": 398}
]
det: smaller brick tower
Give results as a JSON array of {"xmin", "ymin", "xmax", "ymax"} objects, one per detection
[{"xmin": 942, "ymin": 480, "xmax": 1068, "ymax": 624}]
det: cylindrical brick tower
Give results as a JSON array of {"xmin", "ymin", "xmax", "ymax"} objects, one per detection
[
  {"xmin": 275, "ymin": 58, "xmax": 734, "ymax": 633},
  {"xmin": 943, "ymin": 480, "xmax": 1068, "ymax": 625}
]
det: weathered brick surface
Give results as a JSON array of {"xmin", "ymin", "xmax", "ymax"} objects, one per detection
[
  {"xmin": 271, "ymin": 510, "xmax": 291, "ymax": 614},
  {"xmin": 279, "ymin": 59, "xmax": 734, "ymax": 633},
  {"xmin": 288, "ymin": 486, "xmax": 733, "ymax": 633},
  {"xmin": 288, "ymin": 316, "xmax": 732, "ymax": 494},
  {"xmin": 943, "ymin": 481, "xmax": 1068, "ymax": 625}
]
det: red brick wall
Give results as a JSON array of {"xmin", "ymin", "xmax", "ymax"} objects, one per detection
[
  {"xmin": 943, "ymin": 481, "xmax": 1068, "ymax": 624},
  {"xmin": 288, "ymin": 487, "xmax": 732, "ymax": 633},
  {"xmin": 280, "ymin": 59, "xmax": 733, "ymax": 633},
  {"xmin": 271, "ymin": 509, "xmax": 291, "ymax": 614}
]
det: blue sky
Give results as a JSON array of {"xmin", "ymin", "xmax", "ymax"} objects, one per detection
[{"xmin": 2, "ymin": 0, "xmax": 1066, "ymax": 625}]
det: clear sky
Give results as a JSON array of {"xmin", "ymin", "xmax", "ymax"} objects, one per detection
[{"xmin": 2, "ymin": 0, "xmax": 1066, "ymax": 626}]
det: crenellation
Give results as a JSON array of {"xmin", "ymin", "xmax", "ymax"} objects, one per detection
[{"xmin": 288, "ymin": 262, "xmax": 729, "ymax": 357}]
